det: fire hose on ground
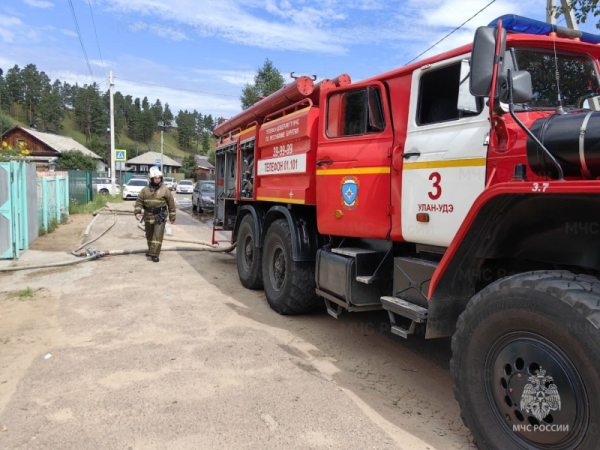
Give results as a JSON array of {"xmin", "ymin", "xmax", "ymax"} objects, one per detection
[{"xmin": 0, "ymin": 206, "xmax": 236, "ymax": 273}]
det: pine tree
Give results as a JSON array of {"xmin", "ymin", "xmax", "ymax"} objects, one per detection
[
  {"xmin": 163, "ymin": 103, "xmax": 174, "ymax": 127},
  {"xmin": 5, "ymin": 65, "xmax": 23, "ymax": 119},
  {"xmin": 202, "ymin": 132, "xmax": 210, "ymax": 154},
  {"xmin": 39, "ymin": 80, "xmax": 64, "ymax": 132},
  {"xmin": 240, "ymin": 59, "xmax": 285, "ymax": 109}
]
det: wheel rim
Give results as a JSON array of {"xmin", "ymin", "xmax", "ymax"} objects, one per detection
[
  {"xmin": 242, "ymin": 233, "xmax": 253, "ymax": 271},
  {"xmin": 268, "ymin": 244, "xmax": 286, "ymax": 291},
  {"xmin": 486, "ymin": 332, "xmax": 589, "ymax": 448}
]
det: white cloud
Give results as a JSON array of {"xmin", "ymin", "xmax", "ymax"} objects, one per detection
[
  {"xmin": 192, "ymin": 69, "xmax": 256, "ymax": 87},
  {"xmin": 60, "ymin": 29, "xmax": 78, "ymax": 38},
  {"xmin": 23, "ymin": 0, "xmax": 54, "ymax": 8},
  {"xmin": 0, "ymin": 15, "xmax": 23, "ymax": 43},
  {"xmin": 128, "ymin": 21, "xmax": 188, "ymax": 41},
  {"xmin": 102, "ymin": 0, "xmax": 347, "ymax": 54}
]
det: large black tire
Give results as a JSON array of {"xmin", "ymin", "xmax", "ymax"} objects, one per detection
[
  {"xmin": 451, "ymin": 271, "xmax": 600, "ymax": 450},
  {"xmin": 236, "ymin": 214, "xmax": 263, "ymax": 289},
  {"xmin": 262, "ymin": 218, "xmax": 318, "ymax": 315},
  {"xmin": 192, "ymin": 200, "xmax": 197, "ymax": 212}
]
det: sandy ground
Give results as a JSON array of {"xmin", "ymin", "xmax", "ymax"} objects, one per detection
[{"xmin": 0, "ymin": 199, "xmax": 475, "ymax": 449}]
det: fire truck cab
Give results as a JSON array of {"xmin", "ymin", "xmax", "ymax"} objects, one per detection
[{"xmin": 213, "ymin": 15, "xmax": 600, "ymax": 449}]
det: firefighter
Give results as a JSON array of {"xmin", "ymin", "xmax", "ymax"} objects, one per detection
[{"xmin": 134, "ymin": 166, "xmax": 176, "ymax": 262}]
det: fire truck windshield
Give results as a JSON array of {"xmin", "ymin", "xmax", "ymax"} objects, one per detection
[{"xmin": 508, "ymin": 48, "xmax": 600, "ymax": 110}]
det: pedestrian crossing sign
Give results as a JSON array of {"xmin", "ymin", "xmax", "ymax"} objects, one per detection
[{"xmin": 115, "ymin": 149, "xmax": 127, "ymax": 161}]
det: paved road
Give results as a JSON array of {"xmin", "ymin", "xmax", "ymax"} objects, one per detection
[{"xmin": 0, "ymin": 204, "xmax": 474, "ymax": 450}]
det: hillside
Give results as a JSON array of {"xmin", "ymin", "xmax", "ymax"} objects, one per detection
[
  {"xmin": 0, "ymin": 63, "xmax": 219, "ymax": 166},
  {"xmin": 2, "ymin": 112, "xmax": 217, "ymax": 163}
]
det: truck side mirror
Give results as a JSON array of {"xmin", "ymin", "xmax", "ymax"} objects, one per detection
[
  {"xmin": 497, "ymin": 70, "xmax": 533, "ymax": 104},
  {"xmin": 470, "ymin": 26, "xmax": 506, "ymax": 97}
]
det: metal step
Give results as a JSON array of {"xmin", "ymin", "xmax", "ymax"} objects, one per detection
[
  {"xmin": 331, "ymin": 247, "xmax": 378, "ymax": 258},
  {"xmin": 381, "ymin": 296, "xmax": 428, "ymax": 323},
  {"xmin": 356, "ymin": 276, "xmax": 374, "ymax": 285},
  {"xmin": 381, "ymin": 296, "xmax": 428, "ymax": 339}
]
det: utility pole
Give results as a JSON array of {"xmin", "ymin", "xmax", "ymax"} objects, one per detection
[
  {"xmin": 109, "ymin": 70, "xmax": 116, "ymax": 195},
  {"xmin": 547, "ymin": 0, "xmax": 578, "ymax": 30},
  {"xmin": 160, "ymin": 121, "xmax": 164, "ymax": 171}
]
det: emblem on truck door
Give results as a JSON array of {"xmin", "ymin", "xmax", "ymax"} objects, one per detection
[
  {"xmin": 520, "ymin": 368, "xmax": 561, "ymax": 421},
  {"xmin": 341, "ymin": 176, "xmax": 359, "ymax": 209}
]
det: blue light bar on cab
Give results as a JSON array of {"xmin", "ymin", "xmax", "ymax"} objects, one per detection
[{"xmin": 489, "ymin": 14, "xmax": 600, "ymax": 45}]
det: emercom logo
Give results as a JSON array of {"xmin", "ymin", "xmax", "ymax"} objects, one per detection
[{"xmin": 520, "ymin": 367, "xmax": 561, "ymax": 421}]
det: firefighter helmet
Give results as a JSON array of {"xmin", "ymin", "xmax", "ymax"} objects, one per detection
[{"xmin": 149, "ymin": 166, "xmax": 163, "ymax": 178}]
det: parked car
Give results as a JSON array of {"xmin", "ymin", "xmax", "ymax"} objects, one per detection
[
  {"xmin": 176, "ymin": 180, "xmax": 194, "ymax": 194},
  {"xmin": 122, "ymin": 178, "xmax": 149, "ymax": 200},
  {"xmin": 92, "ymin": 178, "xmax": 121, "ymax": 195},
  {"xmin": 163, "ymin": 177, "xmax": 177, "ymax": 190},
  {"xmin": 192, "ymin": 181, "xmax": 215, "ymax": 212}
]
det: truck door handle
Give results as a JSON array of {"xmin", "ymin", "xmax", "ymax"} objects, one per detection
[
  {"xmin": 316, "ymin": 160, "xmax": 333, "ymax": 166},
  {"xmin": 402, "ymin": 151, "xmax": 420, "ymax": 159}
]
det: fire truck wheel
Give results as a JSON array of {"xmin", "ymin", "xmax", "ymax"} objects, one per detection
[
  {"xmin": 262, "ymin": 218, "xmax": 318, "ymax": 315},
  {"xmin": 451, "ymin": 271, "xmax": 600, "ymax": 450},
  {"xmin": 236, "ymin": 214, "xmax": 263, "ymax": 290}
]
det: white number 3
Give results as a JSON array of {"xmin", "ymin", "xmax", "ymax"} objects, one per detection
[{"xmin": 532, "ymin": 182, "xmax": 550, "ymax": 192}]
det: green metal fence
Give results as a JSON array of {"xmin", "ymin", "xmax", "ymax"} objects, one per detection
[
  {"xmin": 68, "ymin": 170, "xmax": 133, "ymax": 205},
  {"xmin": 37, "ymin": 172, "xmax": 69, "ymax": 234},
  {"xmin": 68, "ymin": 170, "xmax": 93, "ymax": 205},
  {"xmin": 0, "ymin": 161, "xmax": 29, "ymax": 259}
]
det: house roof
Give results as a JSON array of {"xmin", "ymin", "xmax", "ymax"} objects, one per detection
[
  {"xmin": 126, "ymin": 151, "xmax": 182, "ymax": 167},
  {"xmin": 12, "ymin": 126, "xmax": 102, "ymax": 159},
  {"xmin": 194, "ymin": 155, "xmax": 214, "ymax": 170}
]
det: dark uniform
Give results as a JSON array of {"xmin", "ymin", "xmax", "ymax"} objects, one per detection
[{"xmin": 134, "ymin": 183, "xmax": 176, "ymax": 259}]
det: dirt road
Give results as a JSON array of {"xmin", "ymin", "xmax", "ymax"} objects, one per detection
[{"xmin": 0, "ymin": 203, "xmax": 474, "ymax": 449}]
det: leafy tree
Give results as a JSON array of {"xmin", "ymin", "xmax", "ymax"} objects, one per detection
[
  {"xmin": 88, "ymin": 134, "xmax": 108, "ymax": 162},
  {"xmin": 240, "ymin": 59, "xmax": 285, "ymax": 109},
  {"xmin": 1, "ymin": 115, "xmax": 13, "ymax": 136},
  {"xmin": 557, "ymin": 1, "xmax": 600, "ymax": 28},
  {"xmin": 56, "ymin": 150, "xmax": 97, "ymax": 170},
  {"xmin": 181, "ymin": 154, "xmax": 198, "ymax": 178}
]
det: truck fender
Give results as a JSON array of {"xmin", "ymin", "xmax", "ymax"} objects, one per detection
[
  {"xmin": 263, "ymin": 206, "xmax": 320, "ymax": 262},
  {"xmin": 426, "ymin": 181, "xmax": 600, "ymax": 339},
  {"xmin": 232, "ymin": 204, "xmax": 265, "ymax": 247}
]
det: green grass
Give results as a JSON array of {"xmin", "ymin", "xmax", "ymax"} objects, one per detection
[
  {"xmin": 60, "ymin": 116, "xmax": 190, "ymax": 158},
  {"xmin": 70, "ymin": 194, "xmax": 124, "ymax": 215},
  {"xmin": 17, "ymin": 288, "xmax": 33, "ymax": 298}
]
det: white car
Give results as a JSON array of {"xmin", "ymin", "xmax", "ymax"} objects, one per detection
[
  {"xmin": 163, "ymin": 177, "xmax": 177, "ymax": 190},
  {"xmin": 93, "ymin": 178, "xmax": 121, "ymax": 195},
  {"xmin": 122, "ymin": 178, "xmax": 149, "ymax": 200},
  {"xmin": 176, "ymin": 180, "xmax": 194, "ymax": 194}
]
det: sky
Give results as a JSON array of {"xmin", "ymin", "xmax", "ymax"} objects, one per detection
[{"xmin": 0, "ymin": 0, "xmax": 598, "ymax": 119}]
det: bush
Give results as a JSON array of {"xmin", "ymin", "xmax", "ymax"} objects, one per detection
[{"xmin": 56, "ymin": 150, "xmax": 97, "ymax": 170}]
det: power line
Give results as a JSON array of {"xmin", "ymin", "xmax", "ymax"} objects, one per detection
[
  {"xmin": 87, "ymin": 0, "xmax": 107, "ymax": 81},
  {"xmin": 116, "ymin": 77, "xmax": 240, "ymax": 98},
  {"xmin": 406, "ymin": 0, "xmax": 497, "ymax": 65},
  {"xmin": 67, "ymin": 0, "xmax": 95, "ymax": 80}
]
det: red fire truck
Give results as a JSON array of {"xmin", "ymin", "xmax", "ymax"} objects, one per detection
[{"xmin": 212, "ymin": 15, "xmax": 600, "ymax": 448}]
